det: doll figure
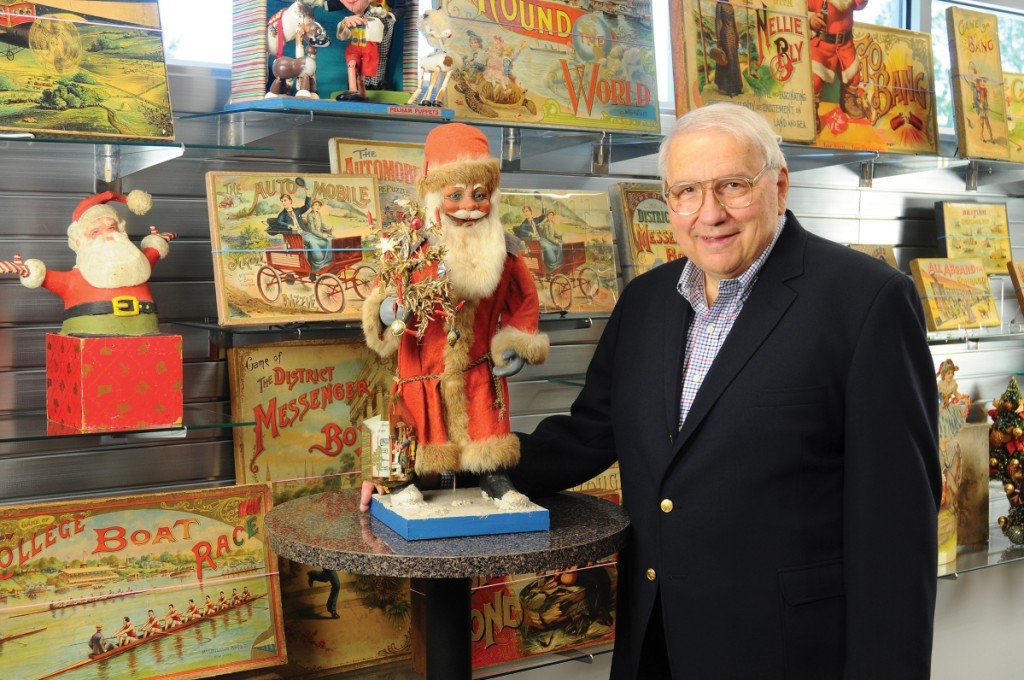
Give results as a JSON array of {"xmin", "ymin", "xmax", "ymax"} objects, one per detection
[{"xmin": 330, "ymin": 0, "xmax": 394, "ymax": 102}]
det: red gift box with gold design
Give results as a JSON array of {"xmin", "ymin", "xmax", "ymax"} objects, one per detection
[{"xmin": 45, "ymin": 333, "xmax": 183, "ymax": 431}]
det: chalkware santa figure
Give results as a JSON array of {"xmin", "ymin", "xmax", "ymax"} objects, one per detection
[{"xmin": 0, "ymin": 190, "xmax": 176, "ymax": 335}]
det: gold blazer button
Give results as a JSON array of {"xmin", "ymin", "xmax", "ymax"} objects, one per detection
[
  {"xmin": 646, "ymin": 568, "xmax": 657, "ymax": 581},
  {"xmin": 660, "ymin": 499, "xmax": 674, "ymax": 513}
]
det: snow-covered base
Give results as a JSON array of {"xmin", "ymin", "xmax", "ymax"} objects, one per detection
[{"xmin": 370, "ymin": 487, "xmax": 549, "ymax": 541}]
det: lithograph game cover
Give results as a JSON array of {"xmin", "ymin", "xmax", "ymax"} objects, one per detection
[
  {"xmin": 0, "ymin": 484, "xmax": 286, "ymax": 680},
  {"xmin": 1005, "ymin": 72, "xmax": 1024, "ymax": 163},
  {"xmin": 227, "ymin": 338, "xmax": 410, "ymax": 676},
  {"xmin": 206, "ymin": 172, "xmax": 381, "ymax": 327},
  {"xmin": 0, "ymin": 0, "xmax": 173, "ymax": 141},
  {"xmin": 500, "ymin": 189, "xmax": 617, "ymax": 315},
  {"xmin": 909, "ymin": 257, "xmax": 1000, "ymax": 332},
  {"xmin": 436, "ymin": 0, "xmax": 660, "ymax": 133},
  {"xmin": 935, "ymin": 202, "xmax": 1011, "ymax": 275},
  {"xmin": 946, "ymin": 6, "xmax": 1009, "ymax": 161},
  {"xmin": 329, "ymin": 137, "xmax": 424, "ymax": 228},
  {"xmin": 670, "ymin": 0, "xmax": 816, "ymax": 143},
  {"xmin": 610, "ymin": 182, "xmax": 677, "ymax": 285},
  {"xmin": 470, "ymin": 560, "xmax": 617, "ymax": 670},
  {"xmin": 813, "ymin": 22, "xmax": 939, "ymax": 154},
  {"xmin": 1007, "ymin": 261, "xmax": 1024, "ymax": 316}
]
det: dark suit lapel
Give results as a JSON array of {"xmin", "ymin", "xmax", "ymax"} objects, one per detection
[
  {"xmin": 662, "ymin": 282, "xmax": 692, "ymax": 438},
  {"xmin": 673, "ymin": 215, "xmax": 807, "ymax": 455}
]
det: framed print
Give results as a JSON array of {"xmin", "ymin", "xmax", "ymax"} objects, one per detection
[{"xmin": 206, "ymin": 172, "xmax": 381, "ymax": 327}]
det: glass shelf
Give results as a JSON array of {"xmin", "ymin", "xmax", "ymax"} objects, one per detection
[
  {"xmin": 939, "ymin": 482, "xmax": 1024, "ymax": 579},
  {"xmin": 0, "ymin": 404, "xmax": 255, "ymax": 445}
]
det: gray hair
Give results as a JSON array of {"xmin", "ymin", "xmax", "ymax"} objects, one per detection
[{"xmin": 657, "ymin": 102, "xmax": 787, "ymax": 181}]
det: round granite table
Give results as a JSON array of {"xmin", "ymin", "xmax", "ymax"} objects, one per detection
[{"xmin": 264, "ymin": 489, "xmax": 630, "ymax": 679}]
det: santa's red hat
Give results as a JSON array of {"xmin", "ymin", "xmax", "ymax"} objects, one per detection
[
  {"xmin": 72, "ymin": 190, "xmax": 152, "ymax": 226},
  {"xmin": 417, "ymin": 123, "xmax": 500, "ymax": 197}
]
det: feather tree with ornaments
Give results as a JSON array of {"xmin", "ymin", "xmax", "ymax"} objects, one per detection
[{"xmin": 988, "ymin": 376, "xmax": 1024, "ymax": 544}]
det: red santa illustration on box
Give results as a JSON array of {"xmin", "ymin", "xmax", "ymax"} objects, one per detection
[
  {"xmin": 0, "ymin": 190, "xmax": 176, "ymax": 335},
  {"xmin": 362, "ymin": 123, "xmax": 549, "ymax": 505}
]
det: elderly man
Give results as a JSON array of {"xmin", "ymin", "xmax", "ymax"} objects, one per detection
[
  {"xmin": 364, "ymin": 103, "xmax": 937, "ymax": 679},
  {"xmin": 0, "ymin": 190, "xmax": 174, "ymax": 335},
  {"xmin": 362, "ymin": 122, "xmax": 549, "ymax": 504}
]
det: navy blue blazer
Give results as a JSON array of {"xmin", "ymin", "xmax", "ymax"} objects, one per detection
[{"xmin": 514, "ymin": 213, "xmax": 940, "ymax": 679}]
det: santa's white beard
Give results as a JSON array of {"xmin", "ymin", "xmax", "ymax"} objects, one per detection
[
  {"xmin": 76, "ymin": 232, "xmax": 152, "ymax": 288},
  {"xmin": 423, "ymin": 192, "xmax": 507, "ymax": 300}
]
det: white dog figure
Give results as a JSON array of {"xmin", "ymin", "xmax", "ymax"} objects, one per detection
[{"xmin": 406, "ymin": 9, "xmax": 462, "ymax": 107}]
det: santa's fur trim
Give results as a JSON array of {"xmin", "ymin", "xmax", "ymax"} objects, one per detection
[
  {"xmin": 438, "ymin": 301, "xmax": 477, "ymax": 449},
  {"xmin": 491, "ymin": 326, "xmax": 549, "ymax": 368},
  {"xmin": 21, "ymin": 258, "xmax": 45, "ymax": 289},
  {"xmin": 415, "ymin": 442, "xmax": 461, "ymax": 474},
  {"xmin": 126, "ymin": 190, "xmax": 152, "ymax": 215},
  {"xmin": 361, "ymin": 285, "xmax": 401, "ymax": 357},
  {"xmin": 417, "ymin": 157, "xmax": 501, "ymax": 197},
  {"xmin": 141, "ymin": 234, "xmax": 170, "ymax": 259},
  {"xmin": 460, "ymin": 434, "xmax": 520, "ymax": 473}
]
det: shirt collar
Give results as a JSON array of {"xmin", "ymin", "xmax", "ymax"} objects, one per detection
[{"xmin": 677, "ymin": 213, "xmax": 788, "ymax": 307}]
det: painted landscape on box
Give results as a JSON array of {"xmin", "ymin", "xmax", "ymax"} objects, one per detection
[
  {"xmin": 910, "ymin": 257, "xmax": 1000, "ymax": 332},
  {"xmin": 437, "ymin": 0, "xmax": 659, "ymax": 132},
  {"xmin": 0, "ymin": 0, "xmax": 173, "ymax": 140},
  {"xmin": 500, "ymin": 189, "xmax": 617, "ymax": 315},
  {"xmin": 0, "ymin": 484, "xmax": 285, "ymax": 680},
  {"xmin": 206, "ymin": 172, "xmax": 381, "ymax": 327}
]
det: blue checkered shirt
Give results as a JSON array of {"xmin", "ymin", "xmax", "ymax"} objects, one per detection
[{"xmin": 677, "ymin": 215, "xmax": 787, "ymax": 428}]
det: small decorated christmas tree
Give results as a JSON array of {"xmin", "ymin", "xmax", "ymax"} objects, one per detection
[{"xmin": 989, "ymin": 376, "xmax": 1024, "ymax": 544}]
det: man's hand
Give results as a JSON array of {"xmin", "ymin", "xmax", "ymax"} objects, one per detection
[
  {"xmin": 809, "ymin": 11, "xmax": 826, "ymax": 32},
  {"xmin": 492, "ymin": 349, "xmax": 525, "ymax": 378},
  {"xmin": 149, "ymin": 226, "xmax": 177, "ymax": 242},
  {"xmin": 0, "ymin": 254, "xmax": 29, "ymax": 277},
  {"xmin": 359, "ymin": 479, "xmax": 378, "ymax": 512}
]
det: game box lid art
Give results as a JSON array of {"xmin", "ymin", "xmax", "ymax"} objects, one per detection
[
  {"xmin": 329, "ymin": 136, "xmax": 425, "ymax": 228},
  {"xmin": 610, "ymin": 182, "xmax": 677, "ymax": 285},
  {"xmin": 910, "ymin": 257, "xmax": 1001, "ymax": 332},
  {"xmin": 434, "ymin": 0, "xmax": 659, "ymax": 133},
  {"xmin": 935, "ymin": 201, "xmax": 1011, "ymax": 275},
  {"xmin": 670, "ymin": 0, "xmax": 816, "ymax": 143},
  {"xmin": 499, "ymin": 188, "xmax": 618, "ymax": 315},
  {"xmin": 1004, "ymin": 72, "xmax": 1024, "ymax": 163},
  {"xmin": 946, "ymin": 6, "xmax": 1009, "ymax": 161},
  {"xmin": 206, "ymin": 172, "xmax": 381, "ymax": 327},
  {"xmin": 0, "ymin": 484, "xmax": 286, "ymax": 680},
  {"xmin": 812, "ymin": 21, "xmax": 939, "ymax": 155},
  {"xmin": 0, "ymin": 0, "xmax": 173, "ymax": 141}
]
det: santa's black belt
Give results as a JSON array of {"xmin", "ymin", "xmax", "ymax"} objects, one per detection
[
  {"xmin": 820, "ymin": 30, "xmax": 853, "ymax": 45},
  {"xmin": 64, "ymin": 296, "xmax": 158, "ymax": 320}
]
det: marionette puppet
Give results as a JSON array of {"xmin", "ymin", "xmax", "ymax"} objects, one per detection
[
  {"xmin": 0, "ymin": 191, "xmax": 176, "ymax": 336},
  {"xmin": 362, "ymin": 123, "xmax": 549, "ymax": 509},
  {"xmin": 328, "ymin": 0, "xmax": 395, "ymax": 101}
]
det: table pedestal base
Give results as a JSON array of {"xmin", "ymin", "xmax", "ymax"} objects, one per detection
[{"xmin": 412, "ymin": 577, "xmax": 472, "ymax": 679}]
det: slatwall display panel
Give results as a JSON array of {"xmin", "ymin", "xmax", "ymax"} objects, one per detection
[{"xmin": 0, "ymin": 325, "xmax": 214, "ymax": 370}]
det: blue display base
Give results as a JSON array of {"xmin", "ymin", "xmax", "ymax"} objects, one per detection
[
  {"xmin": 222, "ymin": 97, "xmax": 454, "ymax": 121},
  {"xmin": 370, "ymin": 488, "xmax": 549, "ymax": 541}
]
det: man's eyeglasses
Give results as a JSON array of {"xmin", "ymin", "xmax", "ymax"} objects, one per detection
[{"xmin": 663, "ymin": 163, "xmax": 771, "ymax": 216}]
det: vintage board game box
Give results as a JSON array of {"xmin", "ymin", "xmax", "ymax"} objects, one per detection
[
  {"xmin": 0, "ymin": 483, "xmax": 286, "ymax": 680},
  {"xmin": 470, "ymin": 560, "xmax": 617, "ymax": 670},
  {"xmin": 45, "ymin": 332, "xmax": 183, "ymax": 432},
  {"xmin": 435, "ymin": 0, "xmax": 659, "ymax": 133},
  {"xmin": 1005, "ymin": 72, "xmax": 1024, "ymax": 163},
  {"xmin": 1008, "ymin": 261, "xmax": 1024, "ymax": 314},
  {"xmin": 935, "ymin": 202, "xmax": 1011, "ymax": 275},
  {"xmin": 0, "ymin": 0, "xmax": 173, "ymax": 141},
  {"xmin": 610, "ymin": 182, "xmax": 677, "ymax": 285},
  {"xmin": 670, "ymin": 0, "xmax": 816, "ymax": 143},
  {"xmin": 813, "ymin": 22, "xmax": 939, "ymax": 154},
  {"xmin": 206, "ymin": 172, "xmax": 381, "ymax": 327},
  {"xmin": 329, "ymin": 137, "xmax": 425, "ymax": 229},
  {"xmin": 499, "ymin": 189, "xmax": 617, "ymax": 315},
  {"xmin": 848, "ymin": 244, "xmax": 898, "ymax": 269},
  {"xmin": 227, "ymin": 338, "xmax": 410, "ymax": 677},
  {"xmin": 909, "ymin": 257, "xmax": 1000, "ymax": 332},
  {"xmin": 946, "ymin": 6, "xmax": 1009, "ymax": 161}
]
